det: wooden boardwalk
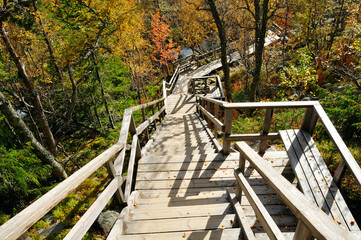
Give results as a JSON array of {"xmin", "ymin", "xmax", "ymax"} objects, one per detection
[{"xmin": 110, "ymin": 95, "xmax": 298, "ymax": 239}]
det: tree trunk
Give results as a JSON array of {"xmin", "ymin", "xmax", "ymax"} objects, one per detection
[
  {"xmin": 92, "ymin": 53, "xmax": 115, "ymax": 129},
  {"xmin": 0, "ymin": 22, "xmax": 59, "ymax": 156},
  {"xmin": 250, "ymin": 0, "xmax": 269, "ymax": 102},
  {"xmin": 0, "ymin": 91, "xmax": 68, "ymax": 179},
  {"xmin": 207, "ymin": 0, "xmax": 231, "ymax": 100}
]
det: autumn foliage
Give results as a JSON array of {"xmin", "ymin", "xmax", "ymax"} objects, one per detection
[{"xmin": 150, "ymin": 11, "xmax": 180, "ymax": 72}]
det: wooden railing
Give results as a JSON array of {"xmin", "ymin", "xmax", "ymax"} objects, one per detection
[
  {"xmin": 164, "ymin": 65, "xmax": 180, "ymax": 96},
  {"xmin": 195, "ymin": 95, "xmax": 361, "ymax": 188},
  {"xmin": 234, "ymin": 142, "xmax": 355, "ymax": 240},
  {"xmin": 189, "ymin": 75, "xmax": 225, "ymax": 100},
  {"xmin": 0, "ymin": 68, "xmax": 177, "ymax": 240}
]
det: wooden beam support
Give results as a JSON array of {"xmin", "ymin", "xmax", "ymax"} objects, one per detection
[
  {"xmin": 223, "ymin": 108, "xmax": 233, "ymax": 154},
  {"xmin": 234, "ymin": 168, "xmax": 286, "ymax": 240},
  {"xmin": 259, "ymin": 108, "xmax": 274, "ymax": 154},
  {"xmin": 227, "ymin": 187, "xmax": 256, "ymax": 240},
  {"xmin": 195, "ymin": 103, "xmax": 224, "ymax": 130},
  {"xmin": 301, "ymin": 107, "xmax": 318, "ymax": 135}
]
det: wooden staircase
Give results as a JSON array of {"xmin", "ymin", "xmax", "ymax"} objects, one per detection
[
  {"xmin": 1, "ymin": 62, "xmax": 361, "ymax": 240},
  {"xmin": 110, "ymin": 98, "xmax": 242, "ymax": 239}
]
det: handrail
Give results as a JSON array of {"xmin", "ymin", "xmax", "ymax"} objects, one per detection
[
  {"xmin": 0, "ymin": 92, "xmax": 169, "ymax": 239},
  {"xmin": 195, "ymin": 95, "xmax": 361, "ymax": 190},
  {"xmin": 235, "ymin": 141, "xmax": 354, "ymax": 240},
  {"xmin": 189, "ymin": 75, "xmax": 225, "ymax": 100}
]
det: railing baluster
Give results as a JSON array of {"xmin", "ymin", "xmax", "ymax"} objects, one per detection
[{"xmin": 301, "ymin": 106, "xmax": 318, "ymax": 135}]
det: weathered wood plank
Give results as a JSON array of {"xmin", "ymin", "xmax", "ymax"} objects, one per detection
[
  {"xmin": 124, "ymin": 135, "xmax": 141, "ymax": 203},
  {"xmin": 129, "ymin": 203, "xmax": 233, "ymax": 220},
  {"xmin": 0, "ymin": 143, "xmax": 123, "ymax": 240},
  {"xmin": 105, "ymin": 160, "xmax": 124, "ymax": 204},
  {"xmin": 130, "ymin": 98, "xmax": 164, "ymax": 111},
  {"xmin": 136, "ymin": 106, "xmax": 166, "ymax": 135},
  {"xmin": 259, "ymin": 108, "xmax": 274, "ymax": 154},
  {"xmin": 223, "ymin": 108, "xmax": 233, "ymax": 154},
  {"xmin": 235, "ymin": 141, "xmax": 355, "ymax": 240},
  {"xmin": 279, "ymin": 130, "xmax": 315, "ymax": 203},
  {"xmin": 195, "ymin": 103, "xmax": 224, "ymax": 130},
  {"xmin": 64, "ymin": 177, "xmax": 122, "ymax": 240},
  {"xmin": 137, "ymin": 159, "xmax": 239, "ymax": 172},
  {"xmin": 227, "ymin": 187, "xmax": 256, "ymax": 240},
  {"xmin": 223, "ymin": 101, "xmax": 318, "ymax": 109},
  {"xmin": 123, "ymin": 214, "xmax": 237, "ymax": 234},
  {"xmin": 314, "ymin": 103, "xmax": 361, "ymax": 187},
  {"xmin": 115, "ymin": 228, "xmax": 243, "ymax": 240},
  {"xmin": 235, "ymin": 169, "xmax": 286, "ymax": 240},
  {"xmin": 300, "ymin": 106, "xmax": 318, "ymax": 134},
  {"xmin": 299, "ymin": 130, "xmax": 359, "ymax": 231},
  {"xmin": 226, "ymin": 133, "xmax": 279, "ymax": 141}
]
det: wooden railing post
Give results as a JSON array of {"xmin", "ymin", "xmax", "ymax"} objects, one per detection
[
  {"xmin": 223, "ymin": 108, "xmax": 233, "ymax": 154},
  {"xmin": 301, "ymin": 107, "xmax": 318, "ymax": 135},
  {"xmin": 207, "ymin": 101, "xmax": 213, "ymax": 128},
  {"xmin": 141, "ymin": 107, "xmax": 150, "ymax": 140},
  {"xmin": 214, "ymin": 104, "xmax": 219, "ymax": 138},
  {"xmin": 236, "ymin": 152, "xmax": 246, "ymax": 201},
  {"xmin": 259, "ymin": 108, "xmax": 274, "ymax": 155},
  {"xmin": 105, "ymin": 160, "xmax": 124, "ymax": 205},
  {"xmin": 294, "ymin": 222, "xmax": 314, "ymax": 240}
]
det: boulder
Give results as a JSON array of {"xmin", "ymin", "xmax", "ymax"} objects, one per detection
[
  {"xmin": 97, "ymin": 211, "xmax": 119, "ymax": 235},
  {"xmin": 37, "ymin": 222, "xmax": 64, "ymax": 238}
]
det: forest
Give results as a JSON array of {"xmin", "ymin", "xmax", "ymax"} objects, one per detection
[{"xmin": 0, "ymin": 0, "xmax": 360, "ymax": 238}]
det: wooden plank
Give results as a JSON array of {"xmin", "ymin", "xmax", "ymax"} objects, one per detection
[
  {"xmin": 64, "ymin": 177, "xmax": 122, "ymax": 240},
  {"xmin": 118, "ymin": 108, "xmax": 132, "ymax": 145},
  {"xmin": 279, "ymin": 130, "xmax": 315, "ymax": 203},
  {"xmin": 123, "ymin": 214, "xmax": 237, "ymax": 234},
  {"xmin": 130, "ymin": 98, "xmax": 164, "ymax": 111},
  {"xmin": 138, "ymin": 152, "xmax": 238, "ymax": 164},
  {"xmin": 314, "ymin": 103, "xmax": 361, "ymax": 187},
  {"xmin": 299, "ymin": 130, "xmax": 360, "ymax": 231},
  {"xmin": 105, "ymin": 160, "xmax": 124, "ymax": 204},
  {"xmin": 294, "ymin": 130, "xmax": 349, "ymax": 228},
  {"xmin": 136, "ymin": 106, "xmax": 166, "ymax": 135},
  {"xmin": 195, "ymin": 103, "xmax": 224, "ymax": 130},
  {"xmin": 137, "ymin": 159, "xmax": 239, "ymax": 172},
  {"xmin": 226, "ymin": 133, "xmax": 279, "ymax": 141},
  {"xmin": 234, "ymin": 169, "xmax": 286, "ymax": 240},
  {"xmin": 114, "ymin": 147, "xmax": 126, "ymax": 176},
  {"xmin": 259, "ymin": 108, "xmax": 274, "ymax": 154},
  {"xmin": 286, "ymin": 130, "xmax": 330, "ymax": 207},
  {"xmin": 235, "ymin": 141, "xmax": 355, "ymax": 240},
  {"xmin": 227, "ymin": 187, "xmax": 256, "ymax": 240},
  {"xmin": 223, "ymin": 101, "xmax": 318, "ymax": 109},
  {"xmin": 135, "ymin": 178, "xmax": 237, "ymax": 190},
  {"xmin": 0, "ymin": 143, "xmax": 123, "ymax": 240},
  {"xmin": 116, "ymin": 228, "xmax": 242, "ymax": 240},
  {"xmin": 293, "ymin": 221, "xmax": 314, "ymax": 240},
  {"xmin": 124, "ymin": 135, "xmax": 141, "ymax": 203},
  {"xmin": 196, "ymin": 114, "xmax": 223, "ymax": 152},
  {"xmin": 129, "ymin": 203, "xmax": 233, "ymax": 220},
  {"xmin": 223, "ymin": 108, "xmax": 233, "ymax": 154},
  {"xmin": 300, "ymin": 106, "xmax": 318, "ymax": 134},
  {"xmin": 216, "ymin": 75, "xmax": 225, "ymax": 99},
  {"xmin": 196, "ymin": 95, "xmax": 226, "ymax": 106}
]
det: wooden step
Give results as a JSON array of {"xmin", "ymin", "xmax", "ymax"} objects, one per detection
[
  {"xmin": 135, "ymin": 178, "xmax": 236, "ymax": 190},
  {"xmin": 136, "ymin": 167, "xmax": 293, "ymax": 181},
  {"xmin": 116, "ymin": 228, "xmax": 242, "ymax": 240},
  {"xmin": 134, "ymin": 194, "xmax": 229, "ymax": 206},
  {"xmin": 137, "ymin": 185, "xmax": 278, "ymax": 198},
  {"xmin": 123, "ymin": 214, "xmax": 238, "ymax": 234},
  {"xmin": 134, "ymin": 193, "xmax": 287, "ymax": 207},
  {"xmin": 129, "ymin": 203, "xmax": 233, "ymax": 220},
  {"xmin": 138, "ymin": 152, "xmax": 238, "ymax": 164}
]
